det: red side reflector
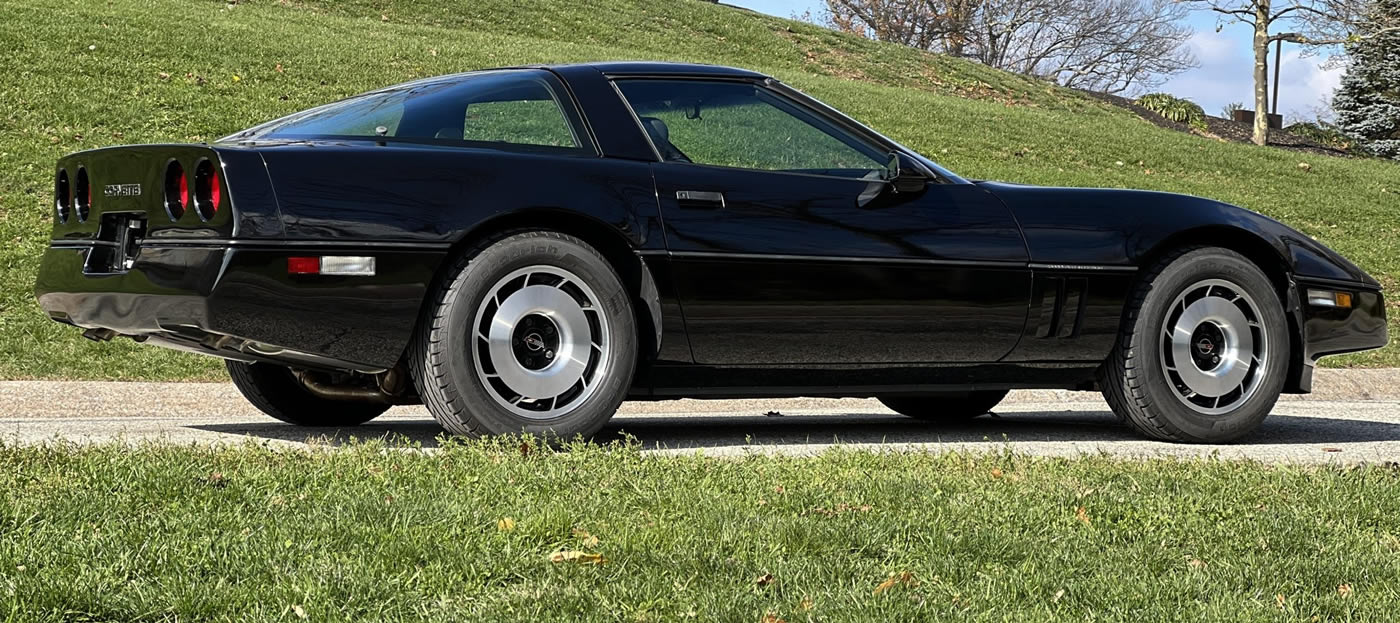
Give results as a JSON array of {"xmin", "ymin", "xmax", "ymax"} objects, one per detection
[{"xmin": 287, "ymin": 257, "xmax": 320, "ymax": 274}]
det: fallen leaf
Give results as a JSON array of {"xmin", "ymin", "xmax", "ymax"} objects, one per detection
[
  {"xmin": 1276, "ymin": 593, "xmax": 1287, "ymax": 609},
  {"xmin": 496, "ymin": 517, "xmax": 515, "ymax": 532},
  {"xmin": 1188, "ymin": 558, "xmax": 1207, "ymax": 568},
  {"xmin": 873, "ymin": 571, "xmax": 918, "ymax": 595},
  {"xmin": 232, "ymin": 74, "xmax": 241, "ymax": 82},
  {"xmin": 1322, "ymin": 447, "xmax": 1342, "ymax": 453},
  {"xmin": 990, "ymin": 468, "xmax": 1004, "ymax": 479},
  {"xmin": 206, "ymin": 472, "xmax": 227, "ymax": 488},
  {"xmin": 157, "ymin": 72, "xmax": 170, "ymax": 80},
  {"xmin": 1052, "ymin": 589, "xmax": 1065, "ymax": 603},
  {"xmin": 760, "ymin": 614, "xmax": 785, "ymax": 623},
  {"xmin": 798, "ymin": 597, "xmax": 813, "ymax": 611},
  {"xmin": 291, "ymin": 605, "xmax": 308, "ymax": 619},
  {"xmin": 549, "ymin": 550, "xmax": 606, "ymax": 565},
  {"xmin": 755, "ymin": 573, "xmax": 775, "ymax": 586},
  {"xmin": 1338, "ymin": 584, "xmax": 1353, "ymax": 598},
  {"xmin": 1075, "ymin": 506, "xmax": 1091, "ymax": 525},
  {"xmin": 275, "ymin": 63, "xmax": 284, "ymax": 73}
]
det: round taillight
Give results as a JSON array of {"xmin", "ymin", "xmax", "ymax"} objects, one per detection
[
  {"xmin": 193, "ymin": 159, "xmax": 221, "ymax": 221},
  {"xmin": 54, "ymin": 169, "xmax": 70, "ymax": 223},
  {"xmin": 74, "ymin": 167, "xmax": 91, "ymax": 223},
  {"xmin": 164, "ymin": 160, "xmax": 187, "ymax": 221}
]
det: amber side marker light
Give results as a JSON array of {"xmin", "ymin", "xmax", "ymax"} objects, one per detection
[{"xmin": 1306, "ymin": 289, "xmax": 1353, "ymax": 308}]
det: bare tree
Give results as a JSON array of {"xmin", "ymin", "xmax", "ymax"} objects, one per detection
[
  {"xmin": 822, "ymin": 0, "xmax": 1197, "ymax": 94},
  {"xmin": 825, "ymin": 0, "xmax": 981, "ymax": 55},
  {"xmin": 1183, "ymin": 0, "xmax": 1400, "ymax": 145}
]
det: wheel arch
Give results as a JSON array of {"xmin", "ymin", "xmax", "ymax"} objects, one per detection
[
  {"xmin": 1134, "ymin": 225, "xmax": 1308, "ymax": 393},
  {"xmin": 424, "ymin": 208, "xmax": 664, "ymax": 362}
]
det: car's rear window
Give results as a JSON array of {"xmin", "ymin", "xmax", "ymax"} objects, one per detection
[{"xmin": 230, "ymin": 70, "xmax": 586, "ymax": 153}]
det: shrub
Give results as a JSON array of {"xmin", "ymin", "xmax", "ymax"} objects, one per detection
[
  {"xmin": 1221, "ymin": 102, "xmax": 1245, "ymax": 119},
  {"xmin": 1285, "ymin": 122, "xmax": 1365, "ymax": 154},
  {"xmin": 1135, "ymin": 93, "xmax": 1207, "ymax": 131}
]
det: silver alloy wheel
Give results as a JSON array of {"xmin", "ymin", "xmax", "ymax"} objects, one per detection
[
  {"xmin": 1159, "ymin": 278, "xmax": 1268, "ymax": 415},
  {"xmin": 471, "ymin": 265, "xmax": 610, "ymax": 419}
]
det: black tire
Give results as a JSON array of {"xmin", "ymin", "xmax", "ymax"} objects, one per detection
[
  {"xmin": 226, "ymin": 360, "xmax": 389, "ymax": 426},
  {"xmin": 408, "ymin": 231, "xmax": 637, "ymax": 438},
  {"xmin": 879, "ymin": 390, "xmax": 1009, "ymax": 419},
  {"xmin": 1099, "ymin": 247, "xmax": 1289, "ymax": 443}
]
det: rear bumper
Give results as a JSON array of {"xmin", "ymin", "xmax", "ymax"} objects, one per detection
[
  {"xmin": 1288, "ymin": 277, "xmax": 1388, "ymax": 392},
  {"xmin": 35, "ymin": 240, "xmax": 444, "ymax": 373}
]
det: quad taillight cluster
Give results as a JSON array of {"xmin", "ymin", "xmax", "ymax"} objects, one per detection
[{"xmin": 53, "ymin": 158, "xmax": 223, "ymax": 225}]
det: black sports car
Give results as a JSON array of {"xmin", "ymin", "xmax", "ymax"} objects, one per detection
[{"xmin": 35, "ymin": 62, "xmax": 1387, "ymax": 443}]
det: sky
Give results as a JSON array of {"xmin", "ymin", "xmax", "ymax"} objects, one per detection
[{"xmin": 728, "ymin": 0, "xmax": 1344, "ymax": 122}]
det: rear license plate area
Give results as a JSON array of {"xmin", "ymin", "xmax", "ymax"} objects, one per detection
[{"xmin": 84, "ymin": 212, "xmax": 147, "ymax": 274}]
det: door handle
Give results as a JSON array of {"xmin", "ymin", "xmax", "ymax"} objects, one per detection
[{"xmin": 675, "ymin": 190, "xmax": 726, "ymax": 209}]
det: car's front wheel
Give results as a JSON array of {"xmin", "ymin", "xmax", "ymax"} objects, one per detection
[
  {"xmin": 408, "ymin": 231, "xmax": 637, "ymax": 438},
  {"xmin": 879, "ymin": 390, "xmax": 1009, "ymax": 420},
  {"xmin": 1100, "ymin": 247, "xmax": 1289, "ymax": 443}
]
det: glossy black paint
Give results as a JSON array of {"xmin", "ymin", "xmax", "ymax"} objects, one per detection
[
  {"xmin": 35, "ymin": 62, "xmax": 1387, "ymax": 396},
  {"xmin": 650, "ymin": 165, "xmax": 1030, "ymax": 365}
]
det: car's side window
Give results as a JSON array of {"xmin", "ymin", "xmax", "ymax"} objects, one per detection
[
  {"xmin": 461, "ymin": 99, "xmax": 577, "ymax": 148},
  {"xmin": 615, "ymin": 79, "xmax": 886, "ymax": 177},
  {"xmin": 247, "ymin": 70, "xmax": 585, "ymax": 152}
]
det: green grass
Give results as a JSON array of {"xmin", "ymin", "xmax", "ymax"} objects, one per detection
[
  {"xmin": 1, "ymin": 0, "xmax": 1397, "ymax": 380},
  {"xmin": 2, "ymin": 440, "xmax": 1400, "ymax": 621}
]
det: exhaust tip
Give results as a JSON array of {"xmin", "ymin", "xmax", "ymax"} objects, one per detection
[{"xmin": 82, "ymin": 328, "xmax": 118, "ymax": 342}]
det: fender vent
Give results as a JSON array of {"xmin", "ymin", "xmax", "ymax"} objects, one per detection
[{"xmin": 1030, "ymin": 276, "xmax": 1087, "ymax": 339}]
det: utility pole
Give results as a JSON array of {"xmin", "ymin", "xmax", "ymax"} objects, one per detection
[{"xmin": 1271, "ymin": 38, "xmax": 1283, "ymax": 115}]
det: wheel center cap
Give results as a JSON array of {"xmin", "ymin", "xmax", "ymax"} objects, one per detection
[
  {"xmin": 1188, "ymin": 322, "xmax": 1227, "ymax": 371},
  {"xmin": 523, "ymin": 333, "xmax": 546, "ymax": 352}
]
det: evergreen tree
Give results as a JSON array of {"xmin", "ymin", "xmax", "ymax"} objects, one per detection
[{"xmin": 1334, "ymin": 0, "xmax": 1400, "ymax": 159}]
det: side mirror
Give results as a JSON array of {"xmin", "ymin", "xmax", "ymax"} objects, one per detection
[{"xmin": 883, "ymin": 152, "xmax": 929, "ymax": 194}]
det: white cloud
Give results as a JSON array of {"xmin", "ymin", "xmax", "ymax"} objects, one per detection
[{"xmin": 1187, "ymin": 30, "xmax": 1239, "ymax": 65}]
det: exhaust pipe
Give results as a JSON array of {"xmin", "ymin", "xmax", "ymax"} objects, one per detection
[
  {"xmin": 82, "ymin": 328, "xmax": 117, "ymax": 342},
  {"xmin": 292, "ymin": 368, "xmax": 415, "ymax": 405}
]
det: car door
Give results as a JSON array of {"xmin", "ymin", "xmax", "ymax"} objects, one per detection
[{"xmin": 613, "ymin": 78, "xmax": 1031, "ymax": 365}]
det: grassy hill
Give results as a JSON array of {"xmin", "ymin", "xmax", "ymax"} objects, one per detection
[{"xmin": 1, "ymin": 0, "xmax": 1397, "ymax": 380}]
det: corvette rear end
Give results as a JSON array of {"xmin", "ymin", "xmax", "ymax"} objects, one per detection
[{"xmin": 34, "ymin": 144, "xmax": 435, "ymax": 381}]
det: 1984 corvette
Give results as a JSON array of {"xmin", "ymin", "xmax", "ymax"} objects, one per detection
[{"xmin": 36, "ymin": 62, "xmax": 1387, "ymax": 443}]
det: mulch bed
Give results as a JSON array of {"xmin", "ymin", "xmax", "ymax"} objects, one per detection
[{"xmin": 1080, "ymin": 90, "xmax": 1351, "ymax": 159}]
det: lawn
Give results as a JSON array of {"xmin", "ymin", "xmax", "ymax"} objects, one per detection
[
  {"xmin": 1, "ymin": 0, "xmax": 1397, "ymax": 380},
  {"xmin": 0, "ymin": 440, "xmax": 1398, "ymax": 621}
]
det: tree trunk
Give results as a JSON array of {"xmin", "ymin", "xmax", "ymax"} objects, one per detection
[{"xmin": 1252, "ymin": 1, "xmax": 1272, "ymax": 146}]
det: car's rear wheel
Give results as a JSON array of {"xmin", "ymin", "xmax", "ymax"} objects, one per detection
[
  {"xmin": 878, "ymin": 390, "xmax": 1009, "ymax": 420},
  {"xmin": 408, "ymin": 231, "xmax": 637, "ymax": 438},
  {"xmin": 1100, "ymin": 247, "xmax": 1289, "ymax": 443},
  {"xmin": 226, "ymin": 361, "xmax": 389, "ymax": 426}
]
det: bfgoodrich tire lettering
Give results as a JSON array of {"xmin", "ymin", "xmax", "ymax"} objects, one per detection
[
  {"xmin": 1099, "ymin": 247, "xmax": 1289, "ymax": 443},
  {"xmin": 409, "ymin": 231, "xmax": 637, "ymax": 438}
]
